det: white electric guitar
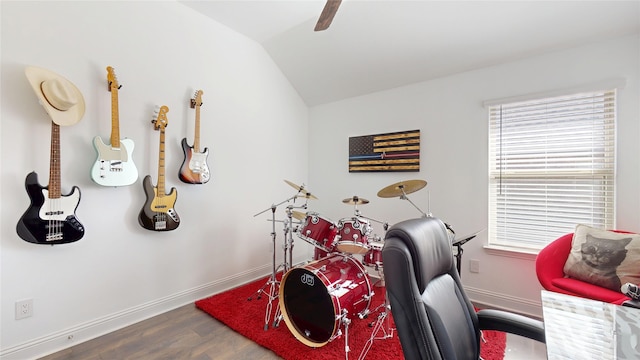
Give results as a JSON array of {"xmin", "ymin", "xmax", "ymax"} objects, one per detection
[{"xmin": 91, "ymin": 66, "xmax": 138, "ymax": 186}]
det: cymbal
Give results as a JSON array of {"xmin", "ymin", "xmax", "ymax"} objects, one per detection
[
  {"xmin": 284, "ymin": 179, "xmax": 318, "ymax": 200},
  {"xmin": 342, "ymin": 196, "xmax": 370, "ymax": 205},
  {"xmin": 377, "ymin": 179, "xmax": 427, "ymax": 198},
  {"xmin": 291, "ymin": 211, "xmax": 306, "ymax": 220}
]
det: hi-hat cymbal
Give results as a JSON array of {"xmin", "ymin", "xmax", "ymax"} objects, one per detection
[
  {"xmin": 284, "ymin": 179, "xmax": 318, "ymax": 200},
  {"xmin": 377, "ymin": 179, "xmax": 427, "ymax": 198},
  {"xmin": 342, "ymin": 196, "xmax": 370, "ymax": 205},
  {"xmin": 291, "ymin": 211, "xmax": 306, "ymax": 220}
]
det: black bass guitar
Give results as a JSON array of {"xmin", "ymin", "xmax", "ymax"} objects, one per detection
[{"xmin": 17, "ymin": 122, "xmax": 84, "ymax": 244}]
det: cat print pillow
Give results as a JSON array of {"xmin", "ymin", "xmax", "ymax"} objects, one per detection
[{"xmin": 564, "ymin": 224, "xmax": 640, "ymax": 292}]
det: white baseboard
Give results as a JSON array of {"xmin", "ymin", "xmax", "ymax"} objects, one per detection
[
  {"xmin": 2, "ymin": 264, "xmax": 541, "ymax": 359},
  {"xmin": 0, "ymin": 265, "xmax": 273, "ymax": 360},
  {"xmin": 465, "ymin": 285, "xmax": 543, "ymax": 319}
]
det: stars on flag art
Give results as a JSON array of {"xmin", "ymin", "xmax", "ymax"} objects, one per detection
[{"xmin": 348, "ymin": 129, "xmax": 420, "ymax": 172}]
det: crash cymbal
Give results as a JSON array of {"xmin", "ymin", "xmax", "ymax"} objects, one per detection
[
  {"xmin": 377, "ymin": 179, "xmax": 427, "ymax": 198},
  {"xmin": 284, "ymin": 179, "xmax": 318, "ymax": 200},
  {"xmin": 298, "ymin": 192, "xmax": 318, "ymax": 200},
  {"xmin": 291, "ymin": 211, "xmax": 306, "ymax": 220},
  {"xmin": 342, "ymin": 196, "xmax": 370, "ymax": 205}
]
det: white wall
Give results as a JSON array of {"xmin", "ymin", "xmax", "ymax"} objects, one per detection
[
  {"xmin": 308, "ymin": 34, "xmax": 640, "ymax": 316},
  {"xmin": 1, "ymin": 2, "xmax": 311, "ymax": 358},
  {"xmin": 2, "ymin": 2, "xmax": 638, "ymax": 358}
]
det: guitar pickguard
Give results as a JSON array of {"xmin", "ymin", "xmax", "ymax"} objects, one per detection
[
  {"xmin": 138, "ymin": 175, "xmax": 180, "ymax": 231},
  {"xmin": 17, "ymin": 172, "xmax": 85, "ymax": 245},
  {"xmin": 179, "ymin": 138, "xmax": 210, "ymax": 184},
  {"xmin": 91, "ymin": 136, "xmax": 138, "ymax": 186}
]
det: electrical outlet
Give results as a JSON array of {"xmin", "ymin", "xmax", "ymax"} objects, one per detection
[
  {"xmin": 469, "ymin": 259, "xmax": 480, "ymax": 273},
  {"xmin": 15, "ymin": 299, "xmax": 33, "ymax": 320}
]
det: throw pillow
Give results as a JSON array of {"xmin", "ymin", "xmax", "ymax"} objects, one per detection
[{"xmin": 563, "ymin": 224, "xmax": 640, "ymax": 292}]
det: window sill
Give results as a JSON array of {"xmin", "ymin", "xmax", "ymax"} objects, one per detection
[{"xmin": 483, "ymin": 244, "xmax": 540, "ymax": 260}]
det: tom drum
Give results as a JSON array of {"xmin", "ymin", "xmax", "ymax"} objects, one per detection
[
  {"xmin": 335, "ymin": 217, "xmax": 372, "ymax": 254},
  {"xmin": 296, "ymin": 212, "xmax": 338, "ymax": 252}
]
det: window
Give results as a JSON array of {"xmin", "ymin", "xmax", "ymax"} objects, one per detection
[{"xmin": 488, "ymin": 90, "xmax": 616, "ymax": 251}]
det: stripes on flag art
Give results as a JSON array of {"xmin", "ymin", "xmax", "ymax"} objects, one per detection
[{"xmin": 348, "ymin": 129, "xmax": 420, "ymax": 172}]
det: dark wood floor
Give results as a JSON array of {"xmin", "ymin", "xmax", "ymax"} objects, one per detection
[{"xmin": 39, "ymin": 304, "xmax": 281, "ymax": 360}]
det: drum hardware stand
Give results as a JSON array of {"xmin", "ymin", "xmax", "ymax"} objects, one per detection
[
  {"xmin": 451, "ymin": 229, "xmax": 484, "ymax": 277},
  {"xmin": 335, "ymin": 310, "xmax": 352, "ymax": 360},
  {"xmin": 399, "ymin": 187, "xmax": 431, "ymax": 218},
  {"xmin": 356, "ymin": 211, "xmax": 389, "ymax": 232},
  {"xmin": 248, "ymin": 204, "xmax": 283, "ymax": 331},
  {"xmin": 358, "ymin": 293, "xmax": 395, "ymax": 360},
  {"xmin": 250, "ymin": 192, "xmax": 309, "ymax": 331},
  {"xmin": 371, "ymin": 265, "xmax": 385, "ymax": 287}
]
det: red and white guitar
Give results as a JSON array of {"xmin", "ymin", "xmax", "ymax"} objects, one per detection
[
  {"xmin": 17, "ymin": 122, "xmax": 85, "ymax": 244},
  {"xmin": 179, "ymin": 90, "xmax": 210, "ymax": 184},
  {"xmin": 91, "ymin": 66, "xmax": 138, "ymax": 186},
  {"xmin": 138, "ymin": 106, "xmax": 180, "ymax": 231}
]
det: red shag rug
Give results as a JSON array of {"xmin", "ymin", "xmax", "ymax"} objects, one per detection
[{"xmin": 195, "ymin": 275, "xmax": 506, "ymax": 359}]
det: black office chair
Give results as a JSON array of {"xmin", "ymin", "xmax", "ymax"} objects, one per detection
[{"xmin": 382, "ymin": 217, "xmax": 545, "ymax": 360}]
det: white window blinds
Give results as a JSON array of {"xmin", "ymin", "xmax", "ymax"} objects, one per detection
[{"xmin": 488, "ymin": 90, "xmax": 616, "ymax": 250}]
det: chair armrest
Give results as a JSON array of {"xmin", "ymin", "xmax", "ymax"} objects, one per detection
[{"xmin": 477, "ymin": 309, "xmax": 545, "ymax": 343}]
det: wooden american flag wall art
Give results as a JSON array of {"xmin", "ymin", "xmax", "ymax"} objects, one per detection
[{"xmin": 348, "ymin": 129, "xmax": 420, "ymax": 172}]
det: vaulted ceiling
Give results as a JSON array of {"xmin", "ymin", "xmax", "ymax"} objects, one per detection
[{"xmin": 180, "ymin": 1, "xmax": 640, "ymax": 106}]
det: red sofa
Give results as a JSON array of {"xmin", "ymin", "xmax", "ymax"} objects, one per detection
[{"xmin": 535, "ymin": 232, "xmax": 632, "ymax": 305}]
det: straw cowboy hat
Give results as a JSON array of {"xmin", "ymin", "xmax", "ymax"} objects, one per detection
[{"xmin": 25, "ymin": 66, "xmax": 85, "ymax": 126}]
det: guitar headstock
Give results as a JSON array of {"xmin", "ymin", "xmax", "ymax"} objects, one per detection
[
  {"xmin": 190, "ymin": 90, "xmax": 203, "ymax": 109},
  {"xmin": 151, "ymin": 105, "xmax": 169, "ymax": 130},
  {"xmin": 106, "ymin": 66, "xmax": 121, "ymax": 91}
]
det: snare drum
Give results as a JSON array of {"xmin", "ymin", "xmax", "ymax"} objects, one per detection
[
  {"xmin": 297, "ymin": 212, "xmax": 338, "ymax": 252},
  {"xmin": 336, "ymin": 217, "xmax": 372, "ymax": 254},
  {"xmin": 363, "ymin": 241, "xmax": 384, "ymax": 269},
  {"xmin": 279, "ymin": 254, "xmax": 373, "ymax": 347}
]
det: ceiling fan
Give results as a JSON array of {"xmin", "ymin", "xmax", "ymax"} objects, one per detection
[{"xmin": 314, "ymin": 0, "xmax": 342, "ymax": 31}]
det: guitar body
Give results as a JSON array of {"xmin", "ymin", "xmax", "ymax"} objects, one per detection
[
  {"xmin": 91, "ymin": 136, "xmax": 138, "ymax": 186},
  {"xmin": 16, "ymin": 172, "xmax": 85, "ymax": 245},
  {"xmin": 138, "ymin": 175, "xmax": 180, "ymax": 231},
  {"xmin": 179, "ymin": 138, "xmax": 210, "ymax": 184}
]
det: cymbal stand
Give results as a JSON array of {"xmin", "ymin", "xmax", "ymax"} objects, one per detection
[
  {"xmin": 358, "ymin": 292, "xmax": 395, "ymax": 360},
  {"xmin": 271, "ymin": 204, "xmax": 306, "ymax": 328},
  {"xmin": 247, "ymin": 205, "xmax": 282, "ymax": 331},
  {"xmin": 398, "ymin": 186, "xmax": 431, "ymax": 218},
  {"xmin": 250, "ymin": 193, "xmax": 305, "ymax": 331},
  {"xmin": 284, "ymin": 204, "xmax": 305, "ymax": 272},
  {"xmin": 355, "ymin": 210, "xmax": 389, "ymax": 232}
]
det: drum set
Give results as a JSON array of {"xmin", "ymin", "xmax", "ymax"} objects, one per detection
[{"xmin": 251, "ymin": 179, "xmax": 433, "ymax": 360}]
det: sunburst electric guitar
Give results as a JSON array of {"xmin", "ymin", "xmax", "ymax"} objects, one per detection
[
  {"xmin": 17, "ymin": 122, "xmax": 85, "ymax": 244},
  {"xmin": 179, "ymin": 90, "xmax": 210, "ymax": 184},
  {"xmin": 91, "ymin": 66, "xmax": 138, "ymax": 186},
  {"xmin": 138, "ymin": 106, "xmax": 180, "ymax": 231}
]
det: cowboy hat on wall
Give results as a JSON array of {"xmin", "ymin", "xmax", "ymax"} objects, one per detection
[{"xmin": 25, "ymin": 66, "xmax": 85, "ymax": 126}]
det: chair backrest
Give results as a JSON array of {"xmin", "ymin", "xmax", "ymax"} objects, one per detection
[{"xmin": 382, "ymin": 217, "xmax": 480, "ymax": 360}]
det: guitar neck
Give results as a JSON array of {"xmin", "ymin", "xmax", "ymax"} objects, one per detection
[
  {"xmin": 157, "ymin": 128, "xmax": 166, "ymax": 196},
  {"xmin": 193, "ymin": 104, "xmax": 201, "ymax": 153},
  {"xmin": 49, "ymin": 122, "xmax": 61, "ymax": 199},
  {"xmin": 110, "ymin": 84, "xmax": 121, "ymax": 148}
]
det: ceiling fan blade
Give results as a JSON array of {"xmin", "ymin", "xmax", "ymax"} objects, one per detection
[{"xmin": 314, "ymin": 0, "xmax": 342, "ymax": 31}]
